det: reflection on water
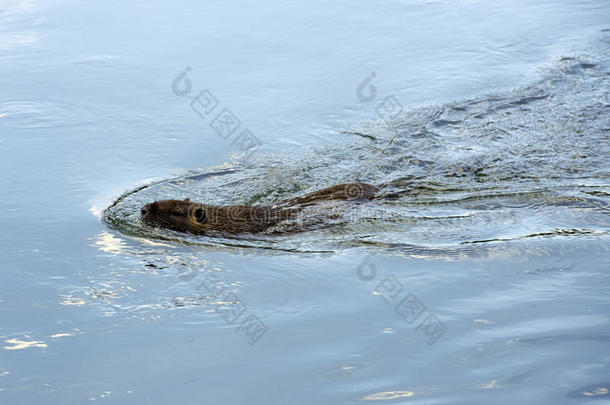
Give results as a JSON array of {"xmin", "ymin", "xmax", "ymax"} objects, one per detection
[
  {"xmin": 0, "ymin": 0, "xmax": 40, "ymax": 51},
  {"xmin": 363, "ymin": 390, "xmax": 415, "ymax": 400},
  {"xmin": 3, "ymin": 338, "xmax": 47, "ymax": 351},
  {"xmin": 92, "ymin": 231, "xmax": 127, "ymax": 254},
  {"xmin": 59, "ymin": 295, "xmax": 86, "ymax": 307},
  {"xmin": 568, "ymin": 383, "xmax": 610, "ymax": 399}
]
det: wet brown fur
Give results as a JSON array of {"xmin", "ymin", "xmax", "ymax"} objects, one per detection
[{"xmin": 141, "ymin": 183, "xmax": 378, "ymax": 235}]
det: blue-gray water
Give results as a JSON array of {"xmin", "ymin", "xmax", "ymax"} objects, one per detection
[{"xmin": 1, "ymin": 0, "xmax": 609, "ymax": 404}]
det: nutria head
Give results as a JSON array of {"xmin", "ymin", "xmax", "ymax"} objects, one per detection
[
  {"xmin": 140, "ymin": 199, "xmax": 298, "ymax": 235},
  {"xmin": 140, "ymin": 199, "xmax": 207, "ymax": 234}
]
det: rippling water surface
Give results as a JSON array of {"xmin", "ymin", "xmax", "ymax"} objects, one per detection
[{"xmin": 1, "ymin": 0, "xmax": 609, "ymax": 404}]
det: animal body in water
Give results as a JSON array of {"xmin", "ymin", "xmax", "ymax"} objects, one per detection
[{"xmin": 140, "ymin": 183, "xmax": 380, "ymax": 235}]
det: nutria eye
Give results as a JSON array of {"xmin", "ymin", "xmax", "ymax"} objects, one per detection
[
  {"xmin": 171, "ymin": 211, "xmax": 182, "ymax": 217},
  {"xmin": 195, "ymin": 208, "xmax": 206, "ymax": 224}
]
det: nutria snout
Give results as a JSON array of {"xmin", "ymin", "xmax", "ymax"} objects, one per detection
[{"xmin": 141, "ymin": 182, "xmax": 380, "ymax": 235}]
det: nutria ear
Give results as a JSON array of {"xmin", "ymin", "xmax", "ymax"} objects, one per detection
[{"xmin": 184, "ymin": 198, "xmax": 190, "ymax": 202}]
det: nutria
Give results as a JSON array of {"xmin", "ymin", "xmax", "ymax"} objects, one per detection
[{"xmin": 140, "ymin": 183, "xmax": 379, "ymax": 235}]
